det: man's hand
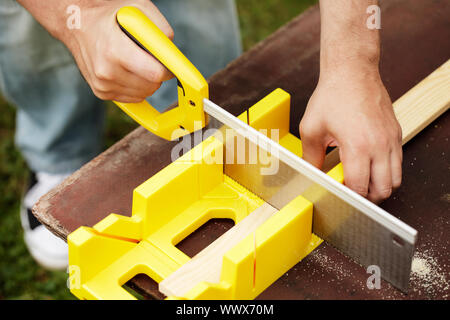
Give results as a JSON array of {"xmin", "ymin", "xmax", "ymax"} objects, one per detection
[
  {"xmin": 300, "ymin": 65, "xmax": 402, "ymax": 203},
  {"xmin": 18, "ymin": 0, "xmax": 173, "ymax": 103},
  {"xmin": 300, "ymin": 0, "xmax": 403, "ymax": 202}
]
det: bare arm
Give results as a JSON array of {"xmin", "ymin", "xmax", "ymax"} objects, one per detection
[
  {"xmin": 17, "ymin": 0, "xmax": 173, "ymax": 103},
  {"xmin": 300, "ymin": 0, "xmax": 402, "ymax": 202}
]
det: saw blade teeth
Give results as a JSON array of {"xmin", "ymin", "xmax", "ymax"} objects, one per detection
[{"xmin": 223, "ymin": 175, "xmax": 266, "ymax": 204}]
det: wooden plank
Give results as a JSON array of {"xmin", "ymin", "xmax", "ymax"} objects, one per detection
[
  {"xmin": 322, "ymin": 59, "xmax": 450, "ymax": 171},
  {"xmin": 395, "ymin": 59, "xmax": 450, "ymax": 144},
  {"xmin": 159, "ymin": 202, "xmax": 277, "ymax": 297}
]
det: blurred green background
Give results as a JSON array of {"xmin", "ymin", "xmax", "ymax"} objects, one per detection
[{"xmin": 0, "ymin": 0, "xmax": 316, "ymax": 299}]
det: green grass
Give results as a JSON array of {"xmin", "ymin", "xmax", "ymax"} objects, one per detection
[
  {"xmin": 0, "ymin": 0, "xmax": 316, "ymax": 300},
  {"xmin": 237, "ymin": 0, "xmax": 318, "ymax": 49}
]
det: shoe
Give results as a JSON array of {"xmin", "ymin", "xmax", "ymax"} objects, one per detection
[{"xmin": 20, "ymin": 171, "xmax": 71, "ymax": 271}]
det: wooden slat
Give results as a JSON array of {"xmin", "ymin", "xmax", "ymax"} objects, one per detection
[
  {"xmin": 159, "ymin": 202, "xmax": 277, "ymax": 297},
  {"xmin": 395, "ymin": 59, "xmax": 450, "ymax": 144}
]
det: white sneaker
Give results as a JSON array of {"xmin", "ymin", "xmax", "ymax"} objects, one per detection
[{"xmin": 20, "ymin": 171, "xmax": 71, "ymax": 271}]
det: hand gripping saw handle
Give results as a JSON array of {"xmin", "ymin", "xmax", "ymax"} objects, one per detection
[{"xmin": 114, "ymin": 6, "xmax": 208, "ymax": 140}]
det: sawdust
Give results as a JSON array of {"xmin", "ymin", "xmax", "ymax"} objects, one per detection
[
  {"xmin": 307, "ymin": 249, "xmax": 351, "ymax": 282},
  {"xmin": 410, "ymin": 249, "xmax": 449, "ymax": 298},
  {"xmin": 440, "ymin": 193, "xmax": 450, "ymax": 203},
  {"xmin": 307, "ymin": 246, "xmax": 450, "ymax": 299}
]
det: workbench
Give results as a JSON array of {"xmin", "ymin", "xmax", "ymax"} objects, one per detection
[{"xmin": 34, "ymin": 0, "xmax": 449, "ymax": 299}]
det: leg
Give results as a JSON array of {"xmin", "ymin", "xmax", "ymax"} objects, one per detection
[
  {"xmin": 0, "ymin": 0, "xmax": 104, "ymax": 270},
  {"xmin": 0, "ymin": 0, "xmax": 105, "ymax": 175}
]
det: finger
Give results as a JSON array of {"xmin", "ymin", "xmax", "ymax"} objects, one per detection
[
  {"xmin": 300, "ymin": 124, "xmax": 327, "ymax": 168},
  {"xmin": 119, "ymin": 44, "xmax": 173, "ymax": 83},
  {"xmin": 110, "ymin": 67, "xmax": 163, "ymax": 96},
  {"xmin": 113, "ymin": 95, "xmax": 147, "ymax": 103},
  {"xmin": 340, "ymin": 147, "xmax": 371, "ymax": 197},
  {"xmin": 93, "ymin": 81, "xmax": 160, "ymax": 101},
  {"xmin": 367, "ymin": 153, "xmax": 393, "ymax": 203},
  {"xmin": 115, "ymin": 82, "xmax": 160, "ymax": 99},
  {"xmin": 390, "ymin": 147, "xmax": 403, "ymax": 190},
  {"xmin": 115, "ymin": 17, "xmax": 174, "ymax": 83},
  {"xmin": 93, "ymin": 53, "xmax": 164, "ymax": 99},
  {"xmin": 302, "ymin": 138, "xmax": 327, "ymax": 169}
]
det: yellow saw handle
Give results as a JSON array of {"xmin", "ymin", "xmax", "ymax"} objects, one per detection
[{"xmin": 114, "ymin": 6, "xmax": 208, "ymax": 140}]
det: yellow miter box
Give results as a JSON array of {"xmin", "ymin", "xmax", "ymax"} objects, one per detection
[{"xmin": 67, "ymin": 88, "xmax": 344, "ymax": 300}]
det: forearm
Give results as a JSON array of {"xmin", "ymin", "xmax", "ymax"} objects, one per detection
[
  {"xmin": 319, "ymin": 0, "xmax": 380, "ymax": 74},
  {"xmin": 16, "ymin": 0, "xmax": 100, "ymax": 41},
  {"xmin": 302, "ymin": 1, "xmax": 402, "ymax": 202}
]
